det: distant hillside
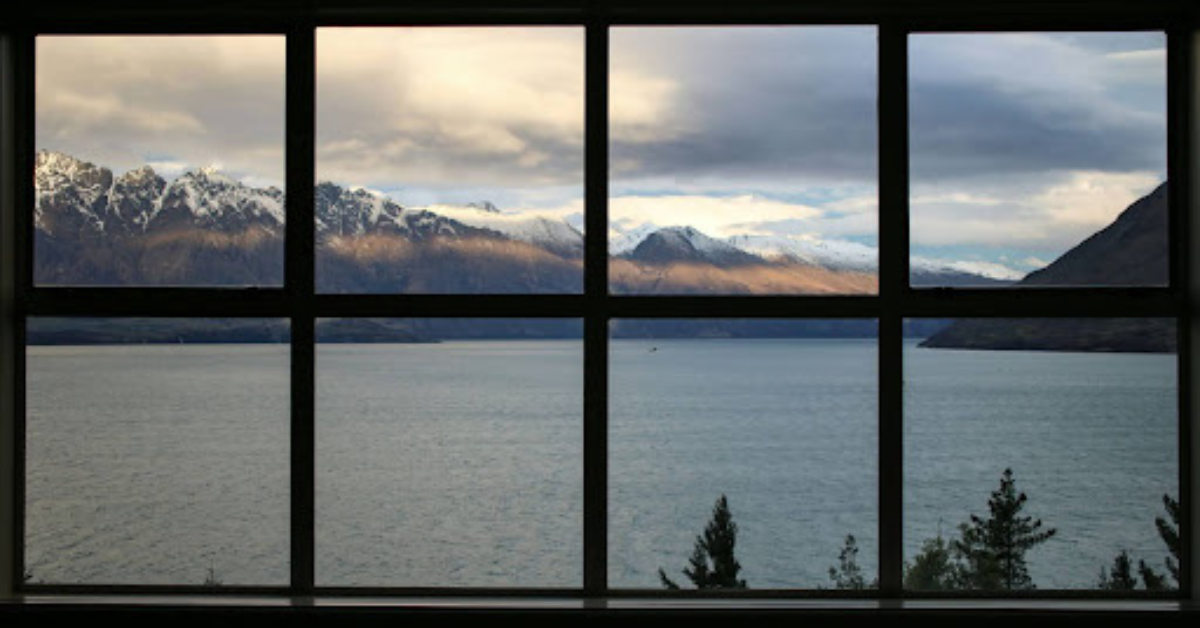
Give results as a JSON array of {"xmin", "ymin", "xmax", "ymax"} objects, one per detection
[
  {"xmin": 920, "ymin": 183, "xmax": 1173, "ymax": 353},
  {"xmin": 1022, "ymin": 183, "xmax": 1168, "ymax": 287},
  {"xmin": 917, "ymin": 317, "xmax": 1174, "ymax": 353},
  {"xmin": 25, "ymin": 318, "xmax": 587, "ymax": 345}
]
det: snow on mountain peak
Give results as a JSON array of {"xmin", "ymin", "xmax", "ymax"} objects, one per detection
[
  {"xmin": 34, "ymin": 151, "xmax": 115, "ymax": 232},
  {"xmin": 37, "ymin": 150, "xmax": 86, "ymax": 172},
  {"xmin": 419, "ymin": 202, "xmax": 583, "ymax": 255},
  {"xmin": 122, "ymin": 164, "xmax": 160, "ymax": 182},
  {"xmin": 35, "ymin": 152, "xmax": 287, "ymax": 233},
  {"xmin": 197, "ymin": 163, "xmax": 226, "ymax": 177},
  {"xmin": 625, "ymin": 225, "xmax": 764, "ymax": 266},
  {"xmin": 36, "ymin": 150, "xmax": 109, "ymax": 186},
  {"xmin": 727, "ymin": 233, "xmax": 878, "ymax": 272},
  {"xmin": 34, "ymin": 152, "xmax": 1012, "ymax": 285}
]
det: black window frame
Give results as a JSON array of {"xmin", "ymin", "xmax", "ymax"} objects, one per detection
[{"xmin": 0, "ymin": 0, "xmax": 1194, "ymax": 612}]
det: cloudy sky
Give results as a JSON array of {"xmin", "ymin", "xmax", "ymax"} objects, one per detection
[
  {"xmin": 36, "ymin": 29, "xmax": 1166, "ymax": 278},
  {"xmin": 36, "ymin": 36, "xmax": 286, "ymax": 189}
]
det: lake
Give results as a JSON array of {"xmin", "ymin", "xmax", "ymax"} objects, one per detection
[{"xmin": 24, "ymin": 338, "xmax": 1178, "ymax": 590}]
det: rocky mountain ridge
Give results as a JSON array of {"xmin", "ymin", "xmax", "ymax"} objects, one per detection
[{"xmin": 34, "ymin": 150, "xmax": 1004, "ymax": 293}]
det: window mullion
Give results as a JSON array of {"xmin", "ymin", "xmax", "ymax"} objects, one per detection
[
  {"xmin": 8, "ymin": 27, "xmax": 35, "ymax": 596},
  {"xmin": 1168, "ymin": 23, "xmax": 1195, "ymax": 600},
  {"xmin": 583, "ymin": 15, "xmax": 610, "ymax": 597},
  {"xmin": 286, "ymin": 23, "xmax": 317, "ymax": 596},
  {"xmin": 877, "ymin": 21, "xmax": 909, "ymax": 598}
]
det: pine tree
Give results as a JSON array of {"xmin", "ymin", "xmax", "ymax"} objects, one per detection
[
  {"xmin": 203, "ymin": 565, "xmax": 222, "ymax": 588},
  {"xmin": 659, "ymin": 494, "xmax": 747, "ymax": 589},
  {"xmin": 1139, "ymin": 560, "xmax": 1168, "ymax": 591},
  {"xmin": 1097, "ymin": 550, "xmax": 1138, "ymax": 590},
  {"xmin": 1134, "ymin": 493, "xmax": 1180, "ymax": 590},
  {"xmin": 828, "ymin": 534, "xmax": 873, "ymax": 589},
  {"xmin": 904, "ymin": 531, "xmax": 958, "ymax": 591},
  {"xmin": 1156, "ymin": 494, "xmax": 1180, "ymax": 586},
  {"xmin": 952, "ymin": 468, "xmax": 1056, "ymax": 590}
]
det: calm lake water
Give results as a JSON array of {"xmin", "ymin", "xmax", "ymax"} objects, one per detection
[{"xmin": 25, "ymin": 339, "xmax": 1177, "ymax": 589}]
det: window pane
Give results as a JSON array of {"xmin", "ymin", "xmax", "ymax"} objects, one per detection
[
  {"xmin": 610, "ymin": 320, "xmax": 878, "ymax": 589},
  {"xmin": 609, "ymin": 28, "xmax": 878, "ymax": 295},
  {"xmin": 25, "ymin": 318, "xmax": 290, "ymax": 585},
  {"xmin": 316, "ymin": 28, "xmax": 584, "ymax": 294},
  {"xmin": 316, "ymin": 319, "xmax": 582, "ymax": 587},
  {"xmin": 35, "ymin": 36, "xmax": 285, "ymax": 286},
  {"xmin": 905, "ymin": 318, "xmax": 1177, "ymax": 591},
  {"xmin": 909, "ymin": 33, "xmax": 1166, "ymax": 287}
]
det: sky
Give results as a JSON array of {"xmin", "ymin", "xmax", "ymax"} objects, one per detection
[{"xmin": 36, "ymin": 29, "xmax": 1166, "ymax": 278}]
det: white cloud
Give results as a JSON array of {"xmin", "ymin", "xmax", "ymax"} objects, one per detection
[
  {"xmin": 316, "ymin": 28, "xmax": 585, "ymax": 189},
  {"xmin": 42, "ymin": 91, "xmax": 204, "ymax": 136},
  {"xmin": 912, "ymin": 170, "xmax": 1163, "ymax": 250},
  {"xmin": 609, "ymin": 71, "xmax": 685, "ymax": 143},
  {"xmin": 909, "ymin": 192, "xmax": 1003, "ymax": 207},
  {"xmin": 1105, "ymin": 48, "xmax": 1168, "ymax": 84},
  {"xmin": 143, "ymin": 159, "xmax": 190, "ymax": 178},
  {"xmin": 608, "ymin": 194, "xmax": 823, "ymax": 239},
  {"xmin": 1034, "ymin": 170, "xmax": 1161, "ymax": 226},
  {"xmin": 822, "ymin": 195, "xmax": 878, "ymax": 215}
]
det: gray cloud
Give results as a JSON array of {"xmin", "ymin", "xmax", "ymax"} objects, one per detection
[
  {"xmin": 611, "ymin": 29, "xmax": 1164, "ymax": 194},
  {"xmin": 1044, "ymin": 32, "xmax": 1166, "ymax": 54},
  {"xmin": 37, "ymin": 36, "xmax": 286, "ymax": 186},
  {"xmin": 610, "ymin": 27, "xmax": 878, "ymax": 189},
  {"xmin": 909, "ymin": 82, "xmax": 1164, "ymax": 180},
  {"xmin": 909, "ymin": 33, "xmax": 1165, "ymax": 182},
  {"xmin": 912, "ymin": 78, "xmax": 1163, "ymax": 180}
]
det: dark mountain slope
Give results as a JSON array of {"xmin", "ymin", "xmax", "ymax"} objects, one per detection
[{"xmin": 921, "ymin": 183, "xmax": 1172, "ymax": 353}]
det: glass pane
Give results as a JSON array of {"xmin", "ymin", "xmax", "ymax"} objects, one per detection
[
  {"xmin": 316, "ymin": 319, "xmax": 582, "ymax": 587},
  {"xmin": 905, "ymin": 318, "xmax": 1177, "ymax": 591},
  {"xmin": 610, "ymin": 320, "xmax": 878, "ymax": 589},
  {"xmin": 25, "ymin": 318, "xmax": 290, "ymax": 586},
  {"xmin": 35, "ymin": 36, "xmax": 285, "ymax": 286},
  {"xmin": 609, "ymin": 27, "xmax": 878, "ymax": 295},
  {"xmin": 316, "ymin": 28, "xmax": 584, "ymax": 294},
  {"xmin": 909, "ymin": 32, "xmax": 1167, "ymax": 287}
]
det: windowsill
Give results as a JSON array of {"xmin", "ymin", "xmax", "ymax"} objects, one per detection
[
  {"xmin": 2, "ymin": 594, "xmax": 1196, "ymax": 612},
  {"xmin": 2, "ymin": 595, "xmax": 1198, "ymax": 628}
]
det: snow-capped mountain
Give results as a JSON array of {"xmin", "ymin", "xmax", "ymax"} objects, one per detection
[
  {"xmin": 313, "ymin": 183, "xmax": 496, "ymax": 243},
  {"xmin": 612, "ymin": 222, "xmax": 882, "ymax": 275},
  {"xmin": 623, "ymin": 226, "xmax": 763, "ymax": 267},
  {"xmin": 32, "ymin": 151, "xmax": 1005, "ymax": 292},
  {"xmin": 36, "ymin": 151, "xmax": 285, "ymax": 238},
  {"xmin": 725, "ymin": 233, "xmax": 877, "ymax": 272},
  {"xmin": 35, "ymin": 151, "xmax": 556, "ymax": 248},
  {"xmin": 154, "ymin": 167, "xmax": 285, "ymax": 234},
  {"xmin": 608, "ymin": 221, "xmax": 662, "ymax": 256},
  {"xmin": 419, "ymin": 203, "xmax": 583, "ymax": 258},
  {"xmin": 35, "ymin": 151, "xmax": 118, "ymax": 235},
  {"xmin": 33, "ymin": 151, "xmax": 588, "ymax": 289}
]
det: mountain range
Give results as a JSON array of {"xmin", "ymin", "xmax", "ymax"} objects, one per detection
[
  {"xmin": 30, "ymin": 151, "xmax": 1168, "ymax": 348},
  {"xmin": 34, "ymin": 150, "xmax": 1006, "ymax": 294}
]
